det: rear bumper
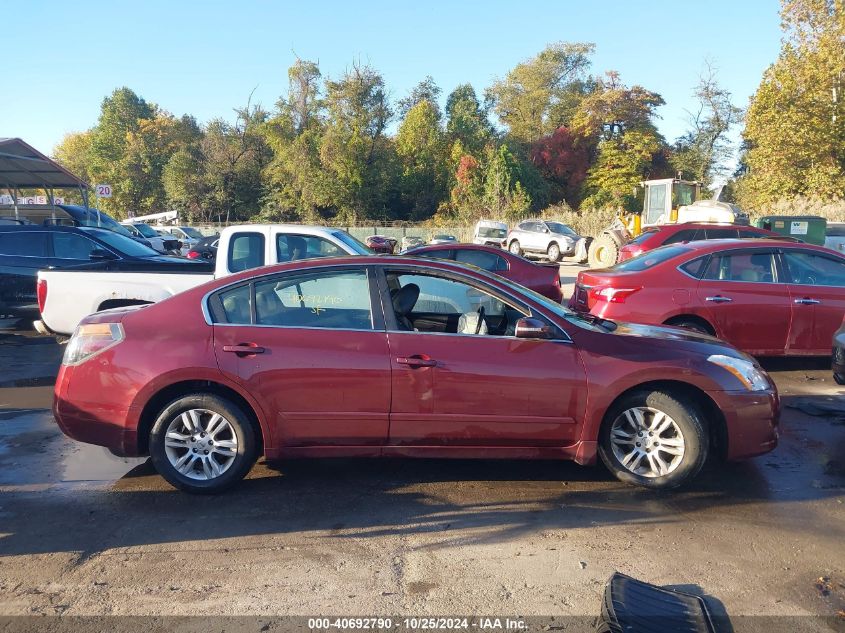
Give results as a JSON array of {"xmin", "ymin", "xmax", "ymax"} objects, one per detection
[
  {"xmin": 708, "ymin": 389, "xmax": 779, "ymax": 460},
  {"xmin": 52, "ymin": 364, "xmax": 140, "ymax": 456}
]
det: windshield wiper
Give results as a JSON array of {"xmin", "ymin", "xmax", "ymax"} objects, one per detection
[{"xmin": 566, "ymin": 311, "xmax": 617, "ymax": 331}]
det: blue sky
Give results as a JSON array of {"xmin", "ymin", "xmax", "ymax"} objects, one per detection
[{"xmin": 4, "ymin": 0, "xmax": 782, "ymax": 156}]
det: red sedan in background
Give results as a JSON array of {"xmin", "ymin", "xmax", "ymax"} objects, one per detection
[
  {"xmin": 618, "ymin": 223, "xmax": 780, "ymax": 262},
  {"xmin": 53, "ymin": 256, "xmax": 778, "ymax": 493},
  {"xmin": 571, "ymin": 239, "xmax": 845, "ymax": 356},
  {"xmin": 406, "ymin": 243, "xmax": 564, "ymax": 302}
]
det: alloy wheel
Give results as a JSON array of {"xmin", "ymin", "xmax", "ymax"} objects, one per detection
[
  {"xmin": 163, "ymin": 409, "xmax": 239, "ymax": 480},
  {"xmin": 609, "ymin": 406, "xmax": 685, "ymax": 478}
]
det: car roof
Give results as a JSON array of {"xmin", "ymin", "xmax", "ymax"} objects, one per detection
[{"xmin": 679, "ymin": 238, "xmax": 842, "ymax": 255}]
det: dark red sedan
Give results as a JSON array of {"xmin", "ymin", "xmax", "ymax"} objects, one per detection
[
  {"xmin": 54, "ymin": 256, "xmax": 778, "ymax": 494},
  {"xmin": 406, "ymin": 243, "xmax": 564, "ymax": 302},
  {"xmin": 571, "ymin": 239, "xmax": 845, "ymax": 356},
  {"xmin": 619, "ymin": 223, "xmax": 779, "ymax": 262}
]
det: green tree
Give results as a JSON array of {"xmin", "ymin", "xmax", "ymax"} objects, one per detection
[
  {"xmin": 738, "ymin": 0, "xmax": 845, "ymax": 208},
  {"xmin": 395, "ymin": 100, "xmax": 448, "ymax": 218},
  {"xmin": 319, "ymin": 63, "xmax": 396, "ymax": 221},
  {"xmin": 487, "ymin": 42, "xmax": 595, "ymax": 144},
  {"xmin": 574, "ymin": 72, "xmax": 667, "ymax": 209},
  {"xmin": 53, "ymin": 131, "xmax": 94, "ymax": 185},
  {"xmin": 483, "ymin": 144, "xmax": 532, "ymax": 219},
  {"xmin": 398, "ymin": 76, "xmax": 442, "ymax": 121},
  {"xmin": 445, "ymin": 84, "xmax": 494, "ymax": 157}
]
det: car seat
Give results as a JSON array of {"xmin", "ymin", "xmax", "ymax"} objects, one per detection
[{"xmin": 391, "ymin": 284, "xmax": 420, "ymax": 331}]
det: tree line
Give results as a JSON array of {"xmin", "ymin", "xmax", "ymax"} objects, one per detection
[{"xmin": 54, "ymin": 0, "xmax": 843, "ymax": 226}]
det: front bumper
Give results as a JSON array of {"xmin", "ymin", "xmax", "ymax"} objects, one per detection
[{"xmin": 707, "ymin": 389, "xmax": 780, "ymax": 460}]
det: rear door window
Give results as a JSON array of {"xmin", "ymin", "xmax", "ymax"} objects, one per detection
[
  {"xmin": 702, "ymin": 251, "xmax": 778, "ymax": 283},
  {"xmin": 704, "ymin": 228, "xmax": 740, "ymax": 240},
  {"xmin": 0, "ymin": 232, "xmax": 48, "ymax": 257}
]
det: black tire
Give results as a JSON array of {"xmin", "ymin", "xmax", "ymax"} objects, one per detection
[
  {"xmin": 834, "ymin": 373, "xmax": 845, "ymax": 386},
  {"xmin": 547, "ymin": 242, "xmax": 562, "ymax": 262},
  {"xmin": 666, "ymin": 318, "xmax": 714, "ymax": 336},
  {"xmin": 598, "ymin": 389, "xmax": 708, "ymax": 490},
  {"xmin": 149, "ymin": 393, "xmax": 257, "ymax": 494},
  {"xmin": 509, "ymin": 240, "xmax": 523, "ymax": 256},
  {"xmin": 588, "ymin": 234, "xmax": 620, "ymax": 268}
]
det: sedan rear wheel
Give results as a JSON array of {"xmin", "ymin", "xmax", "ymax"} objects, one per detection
[
  {"xmin": 599, "ymin": 390, "xmax": 707, "ymax": 489},
  {"xmin": 150, "ymin": 394, "xmax": 257, "ymax": 494},
  {"xmin": 547, "ymin": 243, "xmax": 562, "ymax": 262}
]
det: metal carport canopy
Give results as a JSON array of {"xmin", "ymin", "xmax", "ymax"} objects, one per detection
[{"xmin": 0, "ymin": 137, "xmax": 88, "ymax": 189}]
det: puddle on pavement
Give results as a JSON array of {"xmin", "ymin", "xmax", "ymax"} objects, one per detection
[{"xmin": 61, "ymin": 442, "xmax": 148, "ymax": 483}]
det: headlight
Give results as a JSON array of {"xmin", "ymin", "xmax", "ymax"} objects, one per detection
[
  {"xmin": 63, "ymin": 323, "xmax": 124, "ymax": 366},
  {"xmin": 707, "ymin": 354, "xmax": 771, "ymax": 391}
]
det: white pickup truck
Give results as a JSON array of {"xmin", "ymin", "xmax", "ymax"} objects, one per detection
[{"xmin": 37, "ymin": 224, "xmax": 371, "ymax": 336}]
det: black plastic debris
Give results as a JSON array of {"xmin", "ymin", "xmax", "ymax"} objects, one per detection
[{"xmin": 595, "ymin": 572, "xmax": 716, "ymax": 633}]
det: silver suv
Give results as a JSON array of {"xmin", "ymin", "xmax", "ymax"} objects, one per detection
[{"xmin": 506, "ymin": 220, "xmax": 580, "ymax": 262}]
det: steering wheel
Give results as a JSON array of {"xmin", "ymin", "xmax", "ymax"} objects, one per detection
[{"xmin": 474, "ymin": 306, "xmax": 486, "ymax": 334}]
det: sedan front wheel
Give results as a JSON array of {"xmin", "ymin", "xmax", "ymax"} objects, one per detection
[
  {"xmin": 150, "ymin": 394, "xmax": 257, "ymax": 494},
  {"xmin": 598, "ymin": 389, "xmax": 708, "ymax": 489}
]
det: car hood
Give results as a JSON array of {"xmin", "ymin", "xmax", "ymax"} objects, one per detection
[{"xmin": 607, "ymin": 320, "xmax": 750, "ymax": 360}]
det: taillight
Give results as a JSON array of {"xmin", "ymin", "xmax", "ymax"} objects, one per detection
[
  {"xmin": 37, "ymin": 278, "xmax": 47, "ymax": 313},
  {"xmin": 62, "ymin": 323, "xmax": 124, "ymax": 366},
  {"xmin": 186, "ymin": 250, "xmax": 200, "ymax": 259},
  {"xmin": 589, "ymin": 286, "xmax": 642, "ymax": 303}
]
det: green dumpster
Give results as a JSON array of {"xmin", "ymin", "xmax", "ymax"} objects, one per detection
[{"xmin": 755, "ymin": 215, "xmax": 827, "ymax": 246}]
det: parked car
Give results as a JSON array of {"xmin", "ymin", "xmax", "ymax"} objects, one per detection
[
  {"xmin": 186, "ymin": 235, "xmax": 220, "ymax": 262},
  {"xmin": 0, "ymin": 225, "xmax": 210, "ymax": 319},
  {"xmin": 37, "ymin": 224, "xmax": 372, "ymax": 336},
  {"xmin": 53, "ymin": 255, "xmax": 779, "ymax": 493},
  {"xmin": 429, "ymin": 234, "xmax": 458, "ymax": 245},
  {"xmin": 618, "ymin": 223, "xmax": 781, "ymax": 262},
  {"xmin": 472, "ymin": 220, "xmax": 508, "ymax": 248},
  {"xmin": 365, "ymin": 235, "xmax": 397, "ymax": 254},
  {"xmin": 570, "ymin": 239, "xmax": 845, "ymax": 356},
  {"xmin": 407, "ymin": 243, "xmax": 564, "ymax": 302},
  {"xmin": 833, "ymin": 315, "xmax": 845, "ymax": 385},
  {"xmin": 506, "ymin": 220, "xmax": 581, "ymax": 262},
  {"xmin": 50, "ymin": 205, "xmax": 153, "ymax": 248},
  {"xmin": 162, "ymin": 226, "xmax": 206, "ymax": 254},
  {"xmin": 824, "ymin": 222, "xmax": 845, "ymax": 255},
  {"xmin": 401, "ymin": 236, "xmax": 425, "ymax": 251},
  {"xmin": 121, "ymin": 222, "xmax": 182, "ymax": 255}
]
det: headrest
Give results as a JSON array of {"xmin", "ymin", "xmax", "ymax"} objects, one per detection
[{"xmin": 392, "ymin": 283, "xmax": 420, "ymax": 314}]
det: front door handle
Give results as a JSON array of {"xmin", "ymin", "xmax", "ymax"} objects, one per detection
[
  {"xmin": 396, "ymin": 355, "xmax": 437, "ymax": 368},
  {"xmin": 794, "ymin": 298, "xmax": 821, "ymax": 305},
  {"xmin": 705, "ymin": 296, "xmax": 733, "ymax": 303},
  {"xmin": 223, "ymin": 343, "xmax": 265, "ymax": 356}
]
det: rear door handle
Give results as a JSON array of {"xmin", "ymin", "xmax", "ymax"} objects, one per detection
[
  {"xmin": 396, "ymin": 355, "xmax": 437, "ymax": 368},
  {"xmin": 705, "ymin": 296, "xmax": 733, "ymax": 303},
  {"xmin": 794, "ymin": 298, "xmax": 821, "ymax": 305},
  {"xmin": 223, "ymin": 343, "xmax": 265, "ymax": 356}
]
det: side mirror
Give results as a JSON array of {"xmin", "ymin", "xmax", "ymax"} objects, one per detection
[
  {"xmin": 514, "ymin": 317, "xmax": 554, "ymax": 339},
  {"xmin": 89, "ymin": 248, "xmax": 117, "ymax": 261}
]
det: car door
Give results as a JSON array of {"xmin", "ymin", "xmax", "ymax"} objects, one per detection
[
  {"xmin": 0, "ymin": 231, "xmax": 49, "ymax": 307},
  {"xmin": 378, "ymin": 266, "xmax": 586, "ymax": 447},
  {"xmin": 695, "ymin": 248, "xmax": 792, "ymax": 354},
  {"xmin": 782, "ymin": 248, "xmax": 845, "ymax": 353},
  {"xmin": 210, "ymin": 266, "xmax": 391, "ymax": 448}
]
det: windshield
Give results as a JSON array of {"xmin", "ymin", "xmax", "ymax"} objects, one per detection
[
  {"xmin": 611, "ymin": 244, "xmax": 691, "ymax": 272},
  {"xmin": 477, "ymin": 227, "xmax": 507, "ymax": 238},
  {"xmin": 77, "ymin": 211, "xmax": 134, "ymax": 237},
  {"xmin": 130, "ymin": 223, "xmax": 160, "ymax": 238},
  {"xmin": 487, "ymin": 272, "xmax": 612, "ymax": 332},
  {"xmin": 180, "ymin": 226, "xmax": 204, "ymax": 239},
  {"xmin": 85, "ymin": 229, "xmax": 160, "ymax": 257},
  {"xmin": 330, "ymin": 230, "xmax": 373, "ymax": 254},
  {"xmin": 672, "ymin": 183, "xmax": 697, "ymax": 207},
  {"xmin": 545, "ymin": 222, "xmax": 578, "ymax": 237}
]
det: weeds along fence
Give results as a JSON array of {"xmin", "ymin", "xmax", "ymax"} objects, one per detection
[{"xmin": 190, "ymin": 198, "xmax": 845, "ymax": 240}]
